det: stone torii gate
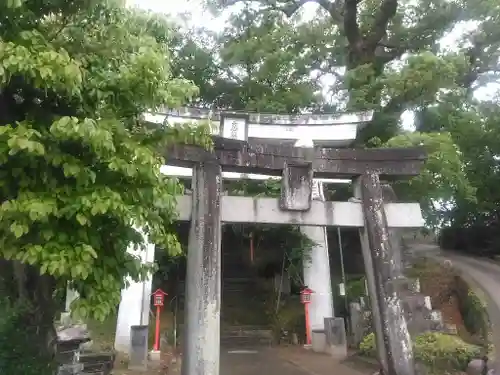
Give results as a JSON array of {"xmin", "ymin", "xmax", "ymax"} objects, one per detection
[
  {"xmin": 113, "ymin": 108, "xmax": 374, "ymax": 353},
  {"xmin": 165, "ymin": 136, "xmax": 426, "ymax": 375}
]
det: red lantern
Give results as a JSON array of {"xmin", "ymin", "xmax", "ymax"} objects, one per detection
[
  {"xmin": 300, "ymin": 287, "xmax": 314, "ymax": 345},
  {"xmin": 153, "ymin": 288, "xmax": 166, "ymax": 307},
  {"xmin": 300, "ymin": 287, "xmax": 314, "ymax": 305},
  {"xmin": 151, "ymin": 289, "xmax": 167, "ymax": 351}
]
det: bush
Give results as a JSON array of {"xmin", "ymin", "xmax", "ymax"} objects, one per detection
[
  {"xmin": 455, "ymin": 280, "xmax": 490, "ymax": 345},
  {"xmin": 359, "ymin": 332, "xmax": 481, "ymax": 371},
  {"xmin": 0, "ymin": 298, "xmax": 57, "ymax": 375},
  {"xmin": 439, "ymin": 226, "xmax": 500, "ymax": 256}
]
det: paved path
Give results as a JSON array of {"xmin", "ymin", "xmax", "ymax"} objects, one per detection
[
  {"xmin": 220, "ymin": 346, "xmax": 370, "ymax": 375},
  {"xmin": 221, "ymin": 348, "xmax": 309, "ymax": 375}
]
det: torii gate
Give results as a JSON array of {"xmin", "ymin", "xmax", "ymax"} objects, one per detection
[
  {"xmin": 113, "ymin": 109, "xmax": 425, "ymax": 375},
  {"xmin": 114, "ymin": 107, "xmax": 377, "ymax": 348},
  {"xmin": 163, "ymin": 136, "xmax": 424, "ymax": 375}
]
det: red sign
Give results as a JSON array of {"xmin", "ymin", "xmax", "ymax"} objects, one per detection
[
  {"xmin": 152, "ymin": 288, "xmax": 167, "ymax": 307},
  {"xmin": 300, "ymin": 287, "xmax": 314, "ymax": 305}
]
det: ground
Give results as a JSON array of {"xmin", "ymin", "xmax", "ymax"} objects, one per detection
[{"xmin": 112, "ymin": 346, "xmax": 376, "ymax": 375}]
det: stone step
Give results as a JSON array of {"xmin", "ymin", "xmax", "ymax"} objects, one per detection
[
  {"xmin": 220, "ymin": 335, "xmax": 273, "ymax": 348},
  {"xmin": 173, "ymin": 324, "xmax": 272, "ymax": 344},
  {"xmin": 221, "ymin": 326, "xmax": 272, "ymax": 335},
  {"xmin": 220, "ymin": 326, "xmax": 273, "ymax": 347}
]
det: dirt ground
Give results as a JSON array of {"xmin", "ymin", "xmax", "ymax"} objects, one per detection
[{"xmin": 111, "ymin": 346, "xmax": 377, "ymax": 375}]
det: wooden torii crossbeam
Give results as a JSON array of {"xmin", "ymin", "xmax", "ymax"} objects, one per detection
[{"xmin": 168, "ymin": 137, "xmax": 425, "ymax": 375}]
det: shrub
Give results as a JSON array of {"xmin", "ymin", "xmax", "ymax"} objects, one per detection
[
  {"xmin": 359, "ymin": 332, "xmax": 481, "ymax": 371},
  {"xmin": 358, "ymin": 332, "xmax": 377, "ymax": 356},
  {"xmin": 460, "ymin": 289, "xmax": 489, "ymax": 343},
  {"xmin": 439, "ymin": 226, "xmax": 500, "ymax": 256},
  {"xmin": 0, "ymin": 298, "xmax": 57, "ymax": 375}
]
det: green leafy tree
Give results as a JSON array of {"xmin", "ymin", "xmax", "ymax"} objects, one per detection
[
  {"xmin": 218, "ymin": 7, "xmax": 324, "ymax": 112},
  {"xmin": 0, "ymin": 1, "xmax": 209, "ymax": 373},
  {"xmin": 169, "ymin": 6, "xmax": 326, "ymax": 112},
  {"xmin": 198, "ymin": 0, "xmax": 500, "ymax": 227},
  {"xmin": 418, "ymin": 98, "xmax": 500, "ymax": 227},
  {"xmin": 383, "ymin": 131, "xmax": 476, "ymax": 227}
]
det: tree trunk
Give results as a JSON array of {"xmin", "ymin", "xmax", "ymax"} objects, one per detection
[{"xmin": 0, "ymin": 260, "xmax": 58, "ymax": 375}]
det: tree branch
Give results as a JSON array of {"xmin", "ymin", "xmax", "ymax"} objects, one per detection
[
  {"xmin": 366, "ymin": 0, "xmax": 398, "ymax": 47},
  {"xmin": 375, "ymin": 42, "xmax": 406, "ymax": 64},
  {"xmin": 220, "ymin": 0, "xmax": 343, "ymax": 22},
  {"xmin": 48, "ymin": 15, "xmax": 71, "ymax": 42},
  {"xmin": 282, "ymin": 0, "xmax": 342, "ymax": 22},
  {"xmin": 344, "ymin": 0, "xmax": 361, "ymax": 46}
]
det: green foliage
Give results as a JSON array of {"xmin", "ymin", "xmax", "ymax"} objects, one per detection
[
  {"xmin": 384, "ymin": 131, "xmax": 476, "ymax": 227},
  {"xmin": 191, "ymin": 0, "xmax": 500, "ymax": 228},
  {"xmin": 260, "ymin": 282, "xmax": 304, "ymax": 342},
  {"xmin": 225, "ymin": 179, "xmax": 282, "ymax": 198},
  {"xmin": 0, "ymin": 0, "xmax": 211, "ymax": 325},
  {"xmin": 460, "ymin": 289, "xmax": 490, "ymax": 344},
  {"xmin": 359, "ymin": 332, "xmax": 481, "ymax": 371},
  {"xmin": 345, "ymin": 277, "xmax": 367, "ymax": 302},
  {"xmin": 0, "ymin": 298, "xmax": 56, "ymax": 375}
]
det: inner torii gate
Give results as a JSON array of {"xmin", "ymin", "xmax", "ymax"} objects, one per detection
[{"xmin": 165, "ymin": 136, "xmax": 425, "ymax": 375}]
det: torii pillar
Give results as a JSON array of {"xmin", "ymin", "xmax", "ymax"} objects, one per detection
[
  {"xmin": 182, "ymin": 160, "xmax": 222, "ymax": 375},
  {"xmin": 355, "ymin": 171, "xmax": 415, "ymax": 375},
  {"xmin": 295, "ymin": 139, "xmax": 334, "ymax": 331}
]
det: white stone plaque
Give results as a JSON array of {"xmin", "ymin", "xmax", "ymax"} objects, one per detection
[
  {"xmin": 222, "ymin": 117, "xmax": 247, "ymax": 141},
  {"xmin": 338, "ymin": 283, "xmax": 346, "ymax": 296},
  {"xmin": 424, "ymin": 295, "xmax": 432, "ymax": 310}
]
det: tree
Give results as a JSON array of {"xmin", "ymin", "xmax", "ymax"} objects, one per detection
[
  {"xmin": 418, "ymin": 98, "xmax": 500, "ymax": 227},
  {"xmin": 209, "ymin": 0, "xmax": 469, "ymax": 140},
  {"xmin": 169, "ymin": 5, "xmax": 327, "ymax": 112},
  {"xmin": 0, "ymin": 1, "xmax": 209, "ymax": 373},
  {"xmin": 191, "ymin": 0, "xmax": 500, "ymax": 227},
  {"xmin": 383, "ymin": 131, "xmax": 475, "ymax": 227}
]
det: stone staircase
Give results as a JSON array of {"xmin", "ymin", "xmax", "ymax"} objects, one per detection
[
  {"xmin": 220, "ymin": 325, "xmax": 273, "ymax": 348},
  {"xmin": 175, "ymin": 275, "xmax": 274, "ymax": 348},
  {"xmin": 220, "ymin": 275, "xmax": 274, "ymax": 348},
  {"xmin": 173, "ymin": 248, "xmax": 274, "ymax": 348}
]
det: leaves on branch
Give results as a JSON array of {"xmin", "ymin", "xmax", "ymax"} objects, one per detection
[{"xmin": 0, "ymin": 1, "xmax": 211, "ymax": 321}]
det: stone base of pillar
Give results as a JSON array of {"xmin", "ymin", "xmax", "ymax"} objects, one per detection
[
  {"xmin": 311, "ymin": 329, "xmax": 327, "ymax": 353},
  {"xmin": 324, "ymin": 317, "xmax": 348, "ymax": 360},
  {"xmin": 149, "ymin": 350, "xmax": 161, "ymax": 362},
  {"xmin": 309, "ymin": 317, "xmax": 348, "ymax": 360},
  {"xmin": 327, "ymin": 344, "xmax": 348, "ymax": 360}
]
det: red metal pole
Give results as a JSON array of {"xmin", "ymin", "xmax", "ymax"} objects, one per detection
[
  {"xmin": 154, "ymin": 305, "xmax": 161, "ymax": 351},
  {"xmin": 305, "ymin": 304, "xmax": 311, "ymax": 345}
]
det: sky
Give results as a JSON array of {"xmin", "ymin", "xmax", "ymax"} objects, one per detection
[{"xmin": 128, "ymin": 0, "xmax": 230, "ymax": 28}]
